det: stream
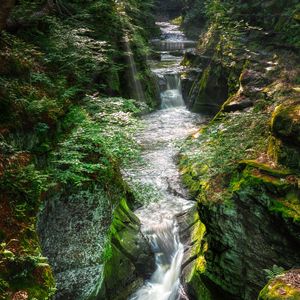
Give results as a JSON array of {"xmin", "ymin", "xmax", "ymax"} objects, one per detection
[{"xmin": 124, "ymin": 22, "xmax": 205, "ymax": 300}]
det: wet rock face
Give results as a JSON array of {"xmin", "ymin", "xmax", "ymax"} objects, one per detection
[
  {"xmin": 38, "ymin": 188, "xmax": 110, "ymax": 300},
  {"xmin": 182, "ymin": 45, "xmax": 235, "ymax": 115},
  {"xmin": 97, "ymin": 199, "xmax": 155, "ymax": 300},
  {"xmin": 190, "ymin": 65, "xmax": 229, "ymax": 114}
]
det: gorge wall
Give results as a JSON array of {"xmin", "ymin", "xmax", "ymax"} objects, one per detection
[
  {"xmin": 178, "ymin": 0, "xmax": 300, "ymax": 299},
  {"xmin": 0, "ymin": 0, "xmax": 299, "ymax": 299}
]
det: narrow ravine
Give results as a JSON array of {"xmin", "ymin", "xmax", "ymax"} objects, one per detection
[{"xmin": 124, "ymin": 22, "xmax": 205, "ymax": 300}]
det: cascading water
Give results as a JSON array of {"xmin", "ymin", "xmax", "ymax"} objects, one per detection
[
  {"xmin": 125, "ymin": 21, "xmax": 203, "ymax": 300},
  {"xmin": 160, "ymin": 74, "xmax": 184, "ymax": 109},
  {"xmin": 130, "ymin": 220, "xmax": 184, "ymax": 300},
  {"xmin": 150, "ymin": 22, "xmax": 195, "ymax": 110}
]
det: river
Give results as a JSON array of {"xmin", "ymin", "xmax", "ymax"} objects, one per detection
[{"xmin": 124, "ymin": 21, "xmax": 205, "ymax": 300}]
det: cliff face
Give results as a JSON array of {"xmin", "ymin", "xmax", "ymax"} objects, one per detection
[{"xmin": 179, "ymin": 1, "xmax": 300, "ymax": 299}]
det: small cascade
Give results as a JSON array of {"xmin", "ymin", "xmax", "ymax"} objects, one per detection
[
  {"xmin": 130, "ymin": 220, "xmax": 184, "ymax": 300},
  {"xmin": 160, "ymin": 74, "xmax": 185, "ymax": 109},
  {"xmin": 149, "ymin": 21, "xmax": 196, "ymax": 110},
  {"xmin": 153, "ymin": 40, "xmax": 196, "ymax": 52}
]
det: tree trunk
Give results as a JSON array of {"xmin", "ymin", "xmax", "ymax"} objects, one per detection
[{"xmin": 0, "ymin": 0, "xmax": 16, "ymax": 31}]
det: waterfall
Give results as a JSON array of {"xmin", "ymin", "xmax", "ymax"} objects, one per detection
[
  {"xmin": 130, "ymin": 220, "xmax": 184, "ymax": 300},
  {"xmin": 160, "ymin": 74, "xmax": 185, "ymax": 109}
]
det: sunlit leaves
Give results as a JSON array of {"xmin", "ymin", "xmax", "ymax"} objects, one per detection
[{"xmin": 51, "ymin": 96, "xmax": 146, "ymax": 186}]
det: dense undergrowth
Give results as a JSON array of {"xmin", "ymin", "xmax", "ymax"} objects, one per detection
[
  {"xmin": 182, "ymin": 0, "xmax": 300, "ymax": 48},
  {"xmin": 0, "ymin": 0, "xmax": 157, "ymax": 298},
  {"xmin": 180, "ymin": 0, "xmax": 300, "ymax": 209},
  {"xmin": 180, "ymin": 110, "xmax": 269, "ymax": 204}
]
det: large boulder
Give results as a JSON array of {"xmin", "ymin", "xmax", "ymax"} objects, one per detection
[
  {"xmin": 180, "ymin": 160, "xmax": 300, "ymax": 300},
  {"xmin": 38, "ymin": 188, "xmax": 154, "ymax": 300},
  {"xmin": 94, "ymin": 198, "xmax": 154, "ymax": 300},
  {"xmin": 271, "ymin": 102, "xmax": 300, "ymax": 147},
  {"xmin": 269, "ymin": 101, "xmax": 300, "ymax": 171}
]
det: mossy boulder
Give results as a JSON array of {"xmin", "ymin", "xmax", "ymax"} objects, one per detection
[
  {"xmin": 259, "ymin": 270, "xmax": 300, "ymax": 300},
  {"xmin": 269, "ymin": 102, "xmax": 300, "ymax": 171},
  {"xmin": 271, "ymin": 103, "xmax": 300, "ymax": 147},
  {"xmin": 180, "ymin": 158, "xmax": 300, "ymax": 299},
  {"xmin": 189, "ymin": 65, "xmax": 229, "ymax": 114},
  {"xmin": 178, "ymin": 208, "xmax": 210, "ymax": 300},
  {"xmin": 239, "ymin": 69, "xmax": 268, "ymax": 98},
  {"xmin": 93, "ymin": 198, "xmax": 154, "ymax": 300}
]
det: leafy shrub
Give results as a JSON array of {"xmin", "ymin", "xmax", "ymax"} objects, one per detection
[
  {"xmin": 51, "ymin": 97, "xmax": 144, "ymax": 186},
  {"xmin": 264, "ymin": 265, "xmax": 285, "ymax": 280},
  {"xmin": 0, "ymin": 164, "xmax": 49, "ymax": 212}
]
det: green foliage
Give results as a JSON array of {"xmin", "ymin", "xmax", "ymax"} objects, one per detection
[
  {"xmin": 0, "ymin": 0, "xmax": 157, "ymax": 132},
  {"xmin": 264, "ymin": 265, "xmax": 285, "ymax": 280},
  {"xmin": 0, "ymin": 0, "xmax": 157, "ymax": 298},
  {"xmin": 0, "ymin": 32, "xmax": 72, "ymax": 129},
  {"xmin": 51, "ymin": 97, "xmax": 143, "ymax": 186},
  {"xmin": 180, "ymin": 110, "xmax": 269, "ymax": 203},
  {"xmin": 52, "ymin": 114, "xmax": 113, "ymax": 186},
  {"xmin": 193, "ymin": 0, "xmax": 300, "ymax": 48},
  {"xmin": 45, "ymin": 20, "xmax": 110, "ymax": 86},
  {"xmin": 0, "ymin": 164, "xmax": 49, "ymax": 212},
  {"xmin": 173, "ymin": 0, "xmax": 205, "ymax": 36},
  {"xmin": 181, "ymin": 111, "xmax": 268, "ymax": 178}
]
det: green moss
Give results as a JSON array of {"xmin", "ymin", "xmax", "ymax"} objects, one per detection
[
  {"xmin": 200, "ymin": 66, "xmax": 211, "ymax": 90},
  {"xmin": 268, "ymin": 136, "xmax": 300, "ymax": 171},
  {"xmin": 269, "ymin": 192, "xmax": 300, "ymax": 223},
  {"xmin": 170, "ymin": 16, "xmax": 183, "ymax": 26},
  {"xmin": 271, "ymin": 103, "xmax": 300, "ymax": 145},
  {"xmin": 239, "ymin": 160, "xmax": 292, "ymax": 177},
  {"xmin": 180, "ymin": 110, "xmax": 269, "ymax": 203},
  {"xmin": 93, "ymin": 198, "xmax": 147, "ymax": 300},
  {"xmin": 231, "ymin": 164, "xmax": 300, "ymax": 223},
  {"xmin": 259, "ymin": 278, "xmax": 300, "ymax": 300},
  {"xmin": 185, "ymin": 214, "xmax": 212, "ymax": 300}
]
